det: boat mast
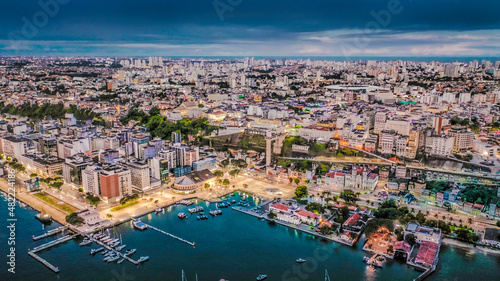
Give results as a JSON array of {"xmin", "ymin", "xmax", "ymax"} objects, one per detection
[{"xmin": 325, "ymin": 269, "xmax": 331, "ymax": 281}]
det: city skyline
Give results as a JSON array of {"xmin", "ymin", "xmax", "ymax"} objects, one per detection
[{"xmin": 1, "ymin": 0, "xmax": 500, "ymax": 57}]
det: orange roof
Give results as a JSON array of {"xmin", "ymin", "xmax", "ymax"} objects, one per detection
[
  {"xmin": 296, "ymin": 210, "xmax": 320, "ymax": 219},
  {"xmin": 271, "ymin": 203, "xmax": 289, "ymax": 212}
]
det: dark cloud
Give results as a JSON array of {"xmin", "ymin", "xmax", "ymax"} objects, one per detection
[{"xmin": 0, "ymin": 0, "xmax": 499, "ymax": 56}]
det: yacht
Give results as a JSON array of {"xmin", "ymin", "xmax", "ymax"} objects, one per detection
[
  {"xmin": 133, "ymin": 219, "xmax": 148, "ymax": 230},
  {"xmin": 296, "ymin": 258, "xmax": 306, "ymax": 263},
  {"xmin": 124, "ymin": 249, "xmax": 136, "ymax": 256},
  {"xmin": 79, "ymin": 239, "xmax": 93, "ymax": 247},
  {"xmin": 137, "ymin": 256, "xmax": 149, "ymax": 263},
  {"xmin": 35, "ymin": 207, "xmax": 52, "ymax": 223},
  {"xmin": 117, "ymin": 258, "xmax": 125, "ymax": 264},
  {"xmin": 256, "ymin": 274, "xmax": 267, "ymax": 280},
  {"xmin": 116, "ymin": 245, "xmax": 127, "ymax": 251},
  {"xmin": 178, "ymin": 213, "xmax": 187, "ymax": 219},
  {"xmin": 107, "ymin": 255, "xmax": 120, "ymax": 263},
  {"xmin": 90, "ymin": 247, "xmax": 104, "ymax": 255}
]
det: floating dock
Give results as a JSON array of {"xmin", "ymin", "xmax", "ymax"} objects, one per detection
[
  {"xmin": 33, "ymin": 226, "xmax": 69, "ymax": 241},
  {"xmin": 28, "ymin": 251, "xmax": 59, "ymax": 273},
  {"xmin": 28, "ymin": 233, "xmax": 76, "ymax": 273},
  {"xmin": 32, "ymin": 234, "xmax": 77, "ymax": 253},
  {"xmin": 145, "ymin": 224, "xmax": 195, "ymax": 246}
]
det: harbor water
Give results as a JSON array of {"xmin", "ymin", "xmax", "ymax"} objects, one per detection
[{"xmin": 1, "ymin": 192, "xmax": 499, "ymax": 281}]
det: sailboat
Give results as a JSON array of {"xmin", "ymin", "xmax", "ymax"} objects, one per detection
[{"xmin": 35, "ymin": 207, "xmax": 52, "ymax": 223}]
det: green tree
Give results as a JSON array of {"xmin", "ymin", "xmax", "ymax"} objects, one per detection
[
  {"xmin": 295, "ymin": 185, "xmax": 308, "ymax": 199},
  {"xmin": 319, "ymin": 225, "xmax": 333, "ymax": 235},
  {"xmin": 222, "ymin": 179, "xmax": 230, "ymax": 186},
  {"xmin": 305, "ymin": 202, "xmax": 325, "ymax": 214},
  {"xmin": 65, "ymin": 212, "xmax": 84, "ymax": 226},
  {"xmin": 268, "ymin": 211, "xmax": 277, "ymax": 219},
  {"xmin": 214, "ymin": 170, "xmax": 224, "ymax": 178},
  {"xmin": 340, "ymin": 189, "xmax": 359, "ymax": 203},
  {"xmin": 294, "ymin": 178, "xmax": 300, "ymax": 185}
]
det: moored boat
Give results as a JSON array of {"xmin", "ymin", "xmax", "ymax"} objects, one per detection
[
  {"xmin": 35, "ymin": 207, "xmax": 52, "ymax": 223},
  {"xmin": 256, "ymin": 274, "xmax": 267, "ymax": 280},
  {"xmin": 133, "ymin": 219, "xmax": 148, "ymax": 230}
]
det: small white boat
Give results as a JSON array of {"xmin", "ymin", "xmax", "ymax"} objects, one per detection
[
  {"xmin": 256, "ymin": 274, "xmax": 267, "ymax": 280},
  {"xmin": 296, "ymin": 258, "xmax": 306, "ymax": 263}
]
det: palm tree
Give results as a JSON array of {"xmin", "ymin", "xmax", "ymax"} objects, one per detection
[
  {"xmin": 459, "ymin": 219, "xmax": 463, "ymax": 224},
  {"xmin": 442, "ymin": 215, "xmax": 446, "ymax": 220},
  {"xmin": 434, "ymin": 213, "xmax": 438, "ymax": 218},
  {"xmin": 411, "ymin": 208, "xmax": 415, "ymax": 213},
  {"xmin": 426, "ymin": 211, "xmax": 430, "ymax": 216},
  {"xmin": 468, "ymin": 218, "xmax": 473, "ymax": 225}
]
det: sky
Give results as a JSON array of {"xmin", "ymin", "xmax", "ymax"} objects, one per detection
[{"xmin": 1, "ymin": 0, "xmax": 499, "ymax": 57}]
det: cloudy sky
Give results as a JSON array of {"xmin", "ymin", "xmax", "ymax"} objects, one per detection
[{"xmin": 1, "ymin": 0, "xmax": 499, "ymax": 57}]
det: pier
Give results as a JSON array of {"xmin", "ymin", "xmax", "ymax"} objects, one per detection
[
  {"xmin": 33, "ymin": 226, "xmax": 69, "ymax": 241},
  {"xmin": 28, "ymin": 251, "xmax": 59, "ymax": 273},
  {"xmin": 144, "ymin": 224, "xmax": 195, "ymax": 246},
  {"xmin": 28, "ymin": 233, "xmax": 77, "ymax": 273},
  {"xmin": 366, "ymin": 254, "xmax": 380, "ymax": 265},
  {"xmin": 32, "ymin": 234, "xmax": 77, "ymax": 253}
]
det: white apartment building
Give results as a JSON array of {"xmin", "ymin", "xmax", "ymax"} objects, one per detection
[{"xmin": 426, "ymin": 135, "xmax": 454, "ymax": 156}]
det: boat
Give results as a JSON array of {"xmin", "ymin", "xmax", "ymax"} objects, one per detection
[
  {"xmin": 155, "ymin": 207, "xmax": 163, "ymax": 213},
  {"xmin": 178, "ymin": 213, "xmax": 187, "ymax": 219},
  {"xmin": 209, "ymin": 209, "xmax": 222, "ymax": 216},
  {"xmin": 79, "ymin": 239, "xmax": 93, "ymax": 246},
  {"xmin": 117, "ymin": 258, "xmax": 125, "ymax": 264},
  {"xmin": 296, "ymin": 258, "xmax": 306, "ymax": 263},
  {"xmin": 372, "ymin": 261, "xmax": 383, "ymax": 268},
  {"xmin": 107, "ymin": 255, "xmax": 120, "ymax": 263},
  {"xmin": 110, "ymin": 241, "xmax": 120, "ymax": 248},
  {"xmin": 90, "ymin": 247, "xmax": 104, "ymax": 255},
  {"xmin": 133, "ymin": 219, "xmax": 148, "ymax": 230},
  {"xmin": 101, "ymin": 250, "xmax": 109, "ymax": 255},
  {"xmin": 116, "ymin": 245, "xmax": 127, "ymax": 251},
  {"xmin": 256, "ymin": 274, "xmax": 267, "ymax": 280},
  {"xmin": 35, "ymin": 207, "xmax": 52, "ymax": 223},
  {"xmin": 137, "ymin": 256, "xmax": 149, "ymax": 263},
  {"xmin": 124, "ymin": 249, "xmax": 136, "ymax": 256},
  {"xmin": 362, "ymin": 256, "xmax": 369, "ymax": 263},
  {"xmin": 377, "ymin": 256, "xmax": 385, "ymax": 261}
]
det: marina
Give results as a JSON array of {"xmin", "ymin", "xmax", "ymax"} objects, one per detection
[{"xmin": 3, "ymin": 192, "xmax": 500, "ymax": 281}]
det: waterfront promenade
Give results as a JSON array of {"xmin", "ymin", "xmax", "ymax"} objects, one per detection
[
  {"xmin": 232, "ymin": 206, "xmax": 356, "ymax": 247},
  {"xmin": 0, "ymin": 179, "xmax": 68, "ymax": 224}
]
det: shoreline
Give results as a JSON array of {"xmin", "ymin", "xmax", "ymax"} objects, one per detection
[
  {"xmin": 442, "ymin": 237, "xmax": 500, "ymax": 255},
  {"xmin": 0, "ymin": 179, "xmax": 67, "ymax": 225},
  {"xmin": 4, "ymin": 178, "xmax": 500, "ymax": 258}
]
